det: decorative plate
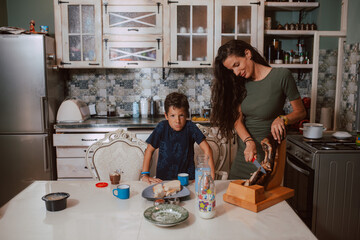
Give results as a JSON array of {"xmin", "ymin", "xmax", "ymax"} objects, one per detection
[
  {"xmin": 143, "ymin": 204, "xmax": 189, "ymax": 227},
  {"xmin": 141, "ymin": 183, "xmax": 190, "ymax": 201}
]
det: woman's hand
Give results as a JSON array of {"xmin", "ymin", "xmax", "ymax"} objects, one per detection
[
  {"xmin": 244, "ymin": 140, "xmax": 257, "ymax": 162},
  {"xmin": 140, "ymin": 175, "xmax": 163, "ymax": 184},
  {"xmin": 271, "ymin": 117, "xmax": 286, "ymax": 144}
]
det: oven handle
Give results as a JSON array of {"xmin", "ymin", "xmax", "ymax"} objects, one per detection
[{"xmin": 286, "ymin": 158, "xmax": 310, "ymax": 176}]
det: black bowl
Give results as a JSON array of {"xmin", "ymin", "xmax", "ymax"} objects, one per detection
[{"xmin": 42, "ymin": 192, "xmax": 70, "ymax": 212}]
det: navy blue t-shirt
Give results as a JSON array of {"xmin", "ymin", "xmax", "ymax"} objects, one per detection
[{"xmin": 146, "ymin": 120, "xmax": 205, "ymax": 180}]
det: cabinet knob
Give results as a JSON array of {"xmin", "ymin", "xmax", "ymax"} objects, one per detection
[{"xmin": 47, "ymin": 54, "xmax": 55, "ymax": 60}]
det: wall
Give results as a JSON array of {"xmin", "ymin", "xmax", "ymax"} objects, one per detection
[
  {"xmin": 6, "ymin": 0, "xmax": 54, "ymax": 35},
  {"xmin": 347, "ymin": 0, "xmax": 360, "ymax": 43},
  {"xmin": 0, "ymin": 0, "xmax": 8, "ymax": 26}
]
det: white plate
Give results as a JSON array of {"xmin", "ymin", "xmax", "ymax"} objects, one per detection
[
  {"xmin": 332, "ymin": 131, "xmax": 352, "ymax": 139},
  {"xmin": 143, "ymin": 204, "xmax": 189, "ymax": 227},
  {"xmin": 141, "ymin": 183, "xmax": 190, "ymax": 201}
]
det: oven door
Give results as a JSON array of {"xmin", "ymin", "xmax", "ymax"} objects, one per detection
[{"xmin": 284, "ymin": 152, "xmax": 314, "ymax": 229}]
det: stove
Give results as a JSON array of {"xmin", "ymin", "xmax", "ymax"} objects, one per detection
[{"xmin": 284, "ymin": 134, "xmax": 360, "ymax": 240}]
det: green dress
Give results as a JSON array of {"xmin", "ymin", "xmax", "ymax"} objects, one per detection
[{"xmin": 229, "ymin": 68, "xmax": 300, "ymax": 179}]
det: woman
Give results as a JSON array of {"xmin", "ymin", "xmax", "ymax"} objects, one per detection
[{"xmin": 211, "ymin": 40, "xmax": 306, "ymax": 179}]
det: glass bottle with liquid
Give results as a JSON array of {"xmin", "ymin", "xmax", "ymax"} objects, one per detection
[
  {"xmin": 195, "ymin": 154, "xmax": 210, "ymax": 195},
  {"xmin": 198, "ymin": 171, "xmax": 216, "ymax": 219}
]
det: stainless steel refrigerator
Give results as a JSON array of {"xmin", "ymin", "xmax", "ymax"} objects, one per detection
[{"xmin": 0, "ymin": 34, "xmax": 64, "ymax": 206}]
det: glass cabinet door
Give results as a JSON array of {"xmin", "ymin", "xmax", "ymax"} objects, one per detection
[
  {"xmin": 169, "ymin": 0, "xmax": 213, "ymax": 68},
  {"xmin": 103, "ymin": 37, "xmax": 162, "ymax": 68},
  {"xmin": 214, "ymin": 0, "xmax": 261, "ymax": 55},
  {"xmin": 103, "ymin": 5, "xmax": 162, "ymax": 35},
  {"xmin": 60, "ymin": 0, "xmax": 102, "ymax": 67}
]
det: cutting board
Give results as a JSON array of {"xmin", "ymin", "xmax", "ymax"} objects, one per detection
[{"xmin": 223, "ymin": 180, "xmax": 294, "ymax": 213}]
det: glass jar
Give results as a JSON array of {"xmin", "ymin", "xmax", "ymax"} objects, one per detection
[
  {"xmin": 198, "ymin": 171, "xmax": 216, "ymax": 219},
  {"xmin": 195, "ymin": 154, "xmax": 210, "ymax": 195}
]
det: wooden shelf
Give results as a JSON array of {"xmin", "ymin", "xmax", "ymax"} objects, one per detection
[
  {"xmin": 270, "ymin": 63, "xmax": 313, "ymax": 69},
  {"xmin": 265, "ymin": 2, "xmax": 319, "ymax": 11},
  {"xmin": 265, "ymin": 30, "xmax": 316, "ymax": 37}
]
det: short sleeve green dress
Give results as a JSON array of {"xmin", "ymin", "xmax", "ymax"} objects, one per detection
[{"xmin": 229, "ymin": 68, "xmax": 300, "ymax": 180}]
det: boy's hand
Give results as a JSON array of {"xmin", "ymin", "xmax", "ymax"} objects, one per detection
[{"xmin": 140, "ymin": 175, "xmax": 163, "ymax": 184}]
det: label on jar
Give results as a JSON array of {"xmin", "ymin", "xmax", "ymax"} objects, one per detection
[
  {"xmin": 356, "ymin": 133, "xmax": 360, "ymax": 146},
  {"xmin": 198, "ymin": 189, "xmax": 216, "ymax": 219}
]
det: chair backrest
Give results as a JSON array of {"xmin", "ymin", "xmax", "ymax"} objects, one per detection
[
  {"xmin": 194, "ymin": 124, "xmax": 228, "ymax": 179},
  {"xmin": 85, "ymin": 129, "xmax": 147, "ymax": 181}
]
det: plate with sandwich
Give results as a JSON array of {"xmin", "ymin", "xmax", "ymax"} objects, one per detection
[{"xmin": 142, "ymin": 180, "xmax": 190, "ymax": 201}]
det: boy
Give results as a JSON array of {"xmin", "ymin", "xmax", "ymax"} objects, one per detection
[{"xmin": 141, "ymin": 92, "xmax": 215, "ymax": 184}]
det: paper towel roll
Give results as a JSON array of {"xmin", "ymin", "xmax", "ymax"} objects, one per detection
[{"xmin": 320, "ymin": 107, "xmax": 332, "ymax": 130}]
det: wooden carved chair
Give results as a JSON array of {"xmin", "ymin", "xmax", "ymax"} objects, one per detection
[
  {"xmin": 85, "ymin": 129, "xmax": 147, "ymax": 181},
  {"xmin": 194, "ymin": 124, "xmax": 229, "ymax": 180}
]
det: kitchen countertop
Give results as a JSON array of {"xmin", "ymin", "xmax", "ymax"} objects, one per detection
[{"xmin": 54, "ymin": 116, "xmax": 210, "ymax": 132}]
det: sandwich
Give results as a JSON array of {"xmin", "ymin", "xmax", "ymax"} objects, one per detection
[{"xmin": 153, "ymin": 183, "xmax": 165, "ymax": 198}]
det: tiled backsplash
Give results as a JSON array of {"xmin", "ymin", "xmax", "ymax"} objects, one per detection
[
  {"xmin": 66, "ymin": 43, "xmax": 359, "ymax": 131},
  {"xmin": 67, "ymin": 68, "xmax": 310, "ymax": 116},
  {"xmin": 341, "ymin": 43, "xmax": 360, "ymax": 132}
]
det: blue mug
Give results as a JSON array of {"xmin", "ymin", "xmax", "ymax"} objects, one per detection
[
  {"xmin": 178, "ymin": 173, "xmax": 189, "ymax": 186},
  {"xmin": 113, "ymin": 184, "xmax": 130, "ymax": 199}
]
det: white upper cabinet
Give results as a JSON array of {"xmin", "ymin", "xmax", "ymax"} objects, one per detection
[
  {"xmin": 55, "ymin": 0, "xmax": 102, "ymax": 68},
  {"xmin": 214, "ymin": 0, "xmax": 263, "ymax": 56},
  {"xmin": 103, "ymin": 36, "xmax": 162, "ymax": 68},
  {"xmin": 103, "ymin": 4, "xmax": 162, "ymax": 35},
  {"xmin": 165, "ymin": 0, "xmax": 214, "ymax": 68}
]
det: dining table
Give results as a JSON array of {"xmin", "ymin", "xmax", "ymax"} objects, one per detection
[{"xmin": 0, "ymin": 180, "xmax": 316, "ymax": 240}]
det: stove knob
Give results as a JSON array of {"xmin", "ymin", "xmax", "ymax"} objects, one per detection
[
  {"xmin": 294, "ymin": 151, "xmax": 300, "ymax": 157},
  {"xmin": 304, "ymin": 156, "xmax": 311, "ymax": 162}
]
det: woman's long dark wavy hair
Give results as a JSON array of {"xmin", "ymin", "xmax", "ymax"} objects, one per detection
[{"xmin": 211, "ymin": 40, "xmax": 270, "ymax": 139}]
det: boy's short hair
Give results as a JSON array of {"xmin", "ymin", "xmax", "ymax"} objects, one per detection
[{"xmin": 164, "ymin": 92, "xmax": 189, "ymax": 116}]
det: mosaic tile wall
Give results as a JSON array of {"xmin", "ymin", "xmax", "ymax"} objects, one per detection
[
  {"xmin": 316, "ymin": 49, "xmax": 338, "ymax": 125},
  {"xmin": 66, "ymin": 68, "xmax": 311, "ymax": 117},
  {"xmin": 67, "ymin": 68, "xmax": 214, "ymax": 116},
  {"xmin": 341, "ymin": 43, "xmax": 360, "ymax": 132}
]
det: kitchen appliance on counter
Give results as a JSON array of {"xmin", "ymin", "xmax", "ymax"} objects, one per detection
[
  {"xmin": 284, "ymin": 134, "xmax": 360, "ymax": 240},
  {"xmin": 0, "ymin": 35, "xmax": 64, "ymax": 207},
  {"xmin": 57, "ymin": 98, "xmax": 90, "ymax": 122}
]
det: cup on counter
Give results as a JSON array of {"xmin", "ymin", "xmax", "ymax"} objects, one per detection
[
  {"xmin": 177, "ymin": 173, "xmax": 189, "ymax": 186},
  {"xmin": 113, "ymin": 184, "xmax": 130, "ymax": 199},
  {"xmin": 109, "ymin": 171, "xmax": 121, "ymax": 185}
]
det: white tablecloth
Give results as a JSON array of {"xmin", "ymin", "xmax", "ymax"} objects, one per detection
[{"xmin": 0, "ymin": 180, "xmax": 316, "ymax": 240}]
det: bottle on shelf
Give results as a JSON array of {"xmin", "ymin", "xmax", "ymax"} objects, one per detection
[
  {"xmin": 289, "ymin": 50, "xmax": 294, "ymax": 64},
  {"xmin": 299, "ymin": 52, "xmax": 304, "ymax": 64},
  {"xmin": 284, "ymin": 52, "xmax": 290, "ymax": 64}
]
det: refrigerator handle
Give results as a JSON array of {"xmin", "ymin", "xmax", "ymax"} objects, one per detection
[
  {"xmin": 41, "ymin": 97, "xmax": 49, "ymax": 131},
  {"xmin": 43, "ymin": 136, "xmax": 50, "ymax": 172}
]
